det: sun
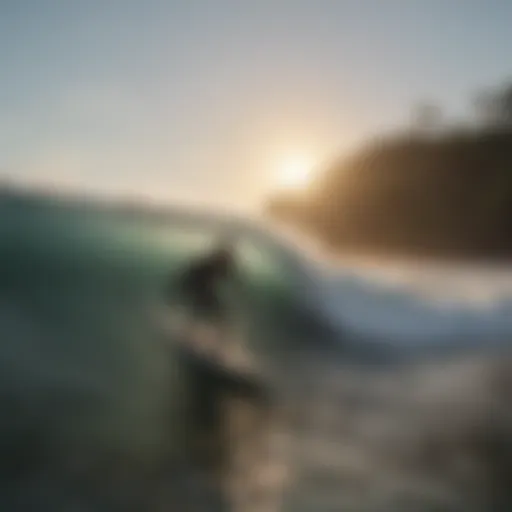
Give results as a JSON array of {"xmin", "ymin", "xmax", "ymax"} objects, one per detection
[{"xmin": 275, "ymin": 155, "xmax": 314, "ymax": 191}]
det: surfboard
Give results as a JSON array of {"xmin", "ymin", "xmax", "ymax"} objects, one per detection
[{"xmin": 156, "ymin": 304, "xmax": 263, "ymax": 386}]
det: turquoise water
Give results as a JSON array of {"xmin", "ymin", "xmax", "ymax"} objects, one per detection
[{"xmin": 0, "ymin": 194, "xmax": 300, "ymax": 476}]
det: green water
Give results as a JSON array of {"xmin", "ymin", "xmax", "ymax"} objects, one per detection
[{"xmin": 0, "ymin": 194, "xmax": 301, "ymax": 477}]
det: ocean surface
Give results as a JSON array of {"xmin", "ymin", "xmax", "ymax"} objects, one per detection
[{"xmin": 1, "ymin": 191, "xmax": 511, "ymax": 511}]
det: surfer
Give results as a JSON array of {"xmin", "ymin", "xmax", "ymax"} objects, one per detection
[{"xmin": 164, "ymin": 240, "xmax": 269, "ymax": 466}]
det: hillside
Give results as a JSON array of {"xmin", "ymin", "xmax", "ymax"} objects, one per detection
[
  {"xmin": 266, "ymin": 83, "xmax": 512, "ymax": 260},
  {"xmin": 266, "ymin": 127, "xmax": 512, "ymax": 260}
]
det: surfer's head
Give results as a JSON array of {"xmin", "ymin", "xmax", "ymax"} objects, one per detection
[{"xmin": 211, "ymin": 234, "xmax": 236, "ymax": 259}]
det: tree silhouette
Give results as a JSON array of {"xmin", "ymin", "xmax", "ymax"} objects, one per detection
[
  {"xmin": 411, "ymin": 102, "xmax": 443, "ymax": 134},
  {"xmin": 473, "ymin": 82, "xmax": 512, "ymax": 128}
]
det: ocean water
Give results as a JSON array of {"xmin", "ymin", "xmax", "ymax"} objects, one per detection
[{"xmin": 1, "ymin": 192, "xmax": 512, "ymax": 511}]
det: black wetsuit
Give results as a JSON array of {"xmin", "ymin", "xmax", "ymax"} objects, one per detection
[{"xmin": 170, "ymin": 249, "xmax": 273, "ymax": 487}]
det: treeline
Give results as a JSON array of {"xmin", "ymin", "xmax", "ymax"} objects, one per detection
[{"xmin": 265, "ymin": 82, "xmax": 512, "ymax": 260}]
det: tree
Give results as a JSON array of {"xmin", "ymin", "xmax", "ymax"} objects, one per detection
[
  {"xmin": 473, "ymin": 83, "xmax": 512, "ymax": 128},
  {"xmin": 410, "ymin": 102, "xmax": 443, "ymax": 134}
]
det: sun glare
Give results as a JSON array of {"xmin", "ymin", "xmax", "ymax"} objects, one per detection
[{"xmin": 275, "ymin": 155, "xmax": 314, "ymax": 191}]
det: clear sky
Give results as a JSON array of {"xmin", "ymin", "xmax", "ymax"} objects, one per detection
[{"xmin": 1, "ymin": 0, "xmax": 511, "ymax": 211}]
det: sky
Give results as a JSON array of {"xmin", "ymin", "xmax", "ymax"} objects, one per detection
[{"xmin": 1, "ymin": 0, "xmax": 512, "ymax": 212}]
